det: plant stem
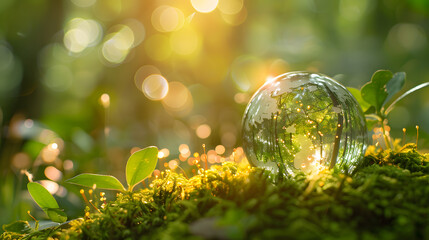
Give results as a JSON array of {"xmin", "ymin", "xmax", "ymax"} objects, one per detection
[{"xmin": 381, "ymin": 118, "xmax": 391, "ymax": 150}]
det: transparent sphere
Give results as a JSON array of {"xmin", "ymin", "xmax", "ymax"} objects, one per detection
[{"xmin": 242, "ymin": 72, "xmax": 367, "ymax": 175}]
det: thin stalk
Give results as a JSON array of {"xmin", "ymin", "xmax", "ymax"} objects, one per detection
[{"xmin": 381, "ymin": 118, "xmax": 391, "ymax": 150}]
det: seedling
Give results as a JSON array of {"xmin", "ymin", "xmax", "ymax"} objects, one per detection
[
  {"xmin": 27, "ymin": 182, "xmax": 67, "ymax": 223},
  {"xmin": 349, "ymin": 70, "xmax": 429, "ymax": 149},
  {"xmin": 65, "ymin": 146, "xmax": 158, "ymax": 192}
]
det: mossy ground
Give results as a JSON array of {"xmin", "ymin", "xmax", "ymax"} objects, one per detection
[{"xmin": 2, "ymin": 144, "xmax": 429, "ymax": 240}]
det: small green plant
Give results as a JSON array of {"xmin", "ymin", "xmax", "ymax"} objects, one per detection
[
  {"xmin": 349, "ymin": 70, "xmax": 429, "ymax": 149},
  {"xmin": 65, "ymin": 146, "xmax": 158, "ymax": 191},
  {"xmin": 27, "ymin": 182, "xmax": 67, "ymax": 224}
]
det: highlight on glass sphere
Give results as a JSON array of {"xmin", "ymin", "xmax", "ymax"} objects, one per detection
[{"xmin": 242, "ymin": 71, "xmax": 367, "ymax": 176}]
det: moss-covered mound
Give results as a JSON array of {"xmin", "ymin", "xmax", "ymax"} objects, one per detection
[{"xmin": 2, "ymin": 144, "xmax": 429, "ymax": 240}]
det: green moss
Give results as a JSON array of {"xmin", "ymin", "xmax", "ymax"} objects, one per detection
[{"xmin": 2, "ymin": 146, "xmax": 429, "ymax": 240}]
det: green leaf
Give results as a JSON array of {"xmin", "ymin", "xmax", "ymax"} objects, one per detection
[
  {"xmin": 384, "ymin": 82, "xmax": 429, "ymax": 115},
  {"xmin": 28, "ymin": 182, "xmax": 59, "ymax": 210},
  {"xmin": 347, "ymin": 87, "xmax": 371, "ymax": 112},
  {"xmin": 46, "ymin": 208, "xmax": 67, "ymax": 223},
  {"xmin": 384, "ymin": 72, "xmax": 406, "ymax": 107},
  {"xmin": 2, "ymin": 221, "xmax": 32, "ymax": 234},
  {"xmin": 361, "ymin": 70, "xmax": 393, "ymax": 113},
  {"xmin": 27, "ymin": 182, "xmax": 67, "ymax": 223},
  {"xmin": 126, "ymin": 146, "xmax": 158, "ymax": 191},
  {"xmin": 65, "ymin": 173, "xmax": 125, "ymax": 191},
  {"xmin": 364, "ymin": 106, "xmax": 376, "ymax": 115}
]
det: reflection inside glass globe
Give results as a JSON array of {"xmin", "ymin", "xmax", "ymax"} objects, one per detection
[{"xmin": 242, "ymin": 72, "xmax": 367, "ymax": 175}]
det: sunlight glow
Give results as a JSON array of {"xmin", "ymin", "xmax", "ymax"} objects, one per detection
[
  {"xmin": 191, "ymin": 0, "xmax": 219, "ymax": 13},
  {"xmin": 170, "ymin": 27, "xmax": 201, "ymax": 56}
]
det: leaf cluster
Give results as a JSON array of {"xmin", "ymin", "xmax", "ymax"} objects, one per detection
[{"xmin": 349, "ymin": 70, "xmax": 429, "ymax": 130}]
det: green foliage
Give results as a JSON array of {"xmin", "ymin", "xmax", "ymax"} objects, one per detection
[
  {"xmin": 347, "ymin": 87, "xmax": 370, "ymax": 112},
  {"xmin": 351, "ymin": 69, "xmax": 429, "ymax": 123},
  {"xmin": 350, "ymin": 69, "xmax": 428, "ymax": 149},
  {"xmin": 65, "ymin": 174, "xmax": 125, "ymax": 191},
  {"xmin": 65, "ymin": 146, "xmax": 158, "ymax": 192},
  {"xmin": 361, "ymin": 70, "xmax": 397, "ymax": 114},
  {"xmin": 351, "ymin": 70, "xmax": 406, "ymax": 118},
  {"xmin": 2, "ymin": 221, "xmax": 31, "ymax": 234},
  {"xmin": 27, "ymin": 182, "xmax": 67, "ymax": 223},
  {"xmin": 126, "ymin": 146, "xmax": 158, "ymax": 191},
  {"xmin": 5, "ymin": 147, "xmax": 429, "ymax": 239}
]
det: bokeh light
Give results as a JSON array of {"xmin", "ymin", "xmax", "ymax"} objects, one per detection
[
  {"xmin": 11, "ymin": 152, "xmax": 31, "ymax": 170},
  {"xmin": 41, "ymin": 143, "xmax": 60, "ymax": 163},
  {"xmin": 102, "ymin": 25, "xmax": 135, "ymax": 64},
  {"xmin": 63, "ymin": 160, "xmax": 74, "ymax": 171},
  {"xmin": 151, "ymin": 5, "xmax": 185, "ymax": 33},
  {"xmin": 215, "ymin": 145, "xmax": 225, "ymax": 155},
  {"xmin": 168, "ymin": 159, "xmax": 178, "ymax": 170},
  {"xmin": 100, "ymin": 93, "xmax": 110, "ymax": 108},
  {"xmin": 134, "ymin": 65, "xmax": 161, "ymax": 92},
  {"xmin": 218, "ymin": 0, "xmax": 243, "ymax": 14},
  {"xmin": 191, "ymin": 0, "xmax": 219, "ymax": 13},
  {"xmin": 44, "ymin": 166, "xmax": 63, "ymax": 181},
  {"xmin": 63, "ymin": 18, "xmax": 102, "ymax": 53},
  {"xmin": 40, "ymin": 180, "xmax": 59, "ymax": 195},
  {"xmin": 220, "ymin": 7, "xmax": 247, "ymax": 26},
  {"xmin": 142, "ymin": 74, "xmax": 169, "ymax": 101},
  {"xmin": 196, "ymin": 124, "xmax": 211, "ymax": 139}
]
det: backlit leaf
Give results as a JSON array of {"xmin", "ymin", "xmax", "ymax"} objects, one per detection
[
  {"xmin": 28, "ymin": 182, "xmax": 59, "ymax": 210},
  {"xmin": 361, "ymin": 70, "xmax": 393, "ymax": 113},
  {"xmin": 126, "ymin": 146, "xmax": 158, "ymax": 191},
  {"xmin": 347, "ymin": 87, "xmax": 371, "ymax": 113},
  {"xmin": 65, "ymin": 173, "xmax": 125, "ymax": 191},
  {"xmin": 27, "ymin": 182, "xmax": 67, "ymax": 223}
]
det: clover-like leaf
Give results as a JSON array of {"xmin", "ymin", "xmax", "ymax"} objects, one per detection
[
  {"xmin": 27, "ymin": 182, "xmax": 67, "ymax": 223},
  {"xmin": 348, "ymin": 87, "xmax": 371, "ymax": 113},
  {"xmin": 126, "ymin": 146, "xmax": 158, "ymax": 191},
  {"xmin": 2, "ymin": 220, "xmax": 32, "ymax": 234},
  {"xmin": 384, "ymin": 72, "xmax": 406, "ymax": 107},
  {"xmin": 65, "ymin": 173, "xmax": 125, "ymax": 191},
  {"xmin": 361, "ymin": 70, "xmax": 393, "ymax": 113}
]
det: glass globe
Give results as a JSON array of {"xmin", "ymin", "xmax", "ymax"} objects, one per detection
[{"xmin": 242, "ymin": 72, "xmax": 367, "ymax": 175}]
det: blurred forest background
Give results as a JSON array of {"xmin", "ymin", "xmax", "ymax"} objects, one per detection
[{"xmin": 1, "ymin": 0, "xmax": 429, "ymax": 227}]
